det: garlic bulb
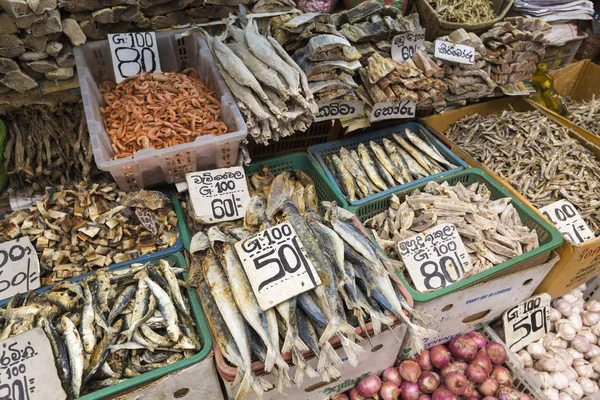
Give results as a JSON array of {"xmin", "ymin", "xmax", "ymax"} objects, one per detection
[
  {"xmin": 565, "ymin": 381, "xmax": 584, "ymax": 400},
  {"xmin": 556, "ymin": 321, "xmax": 577, "ymax": 341},
  {"xmin": 586, "ymin": 344, "xmax": 600, "ymax": 358},
  {"xmin": 591, "ymin": 322, "xmax": 600, "ymax": 337},
  {"xmin": 589, "ymin": 355, "xmax": 600, "ymax": 372},
  {"xmin": 549, "ymin": 307, "xmax": 562, "ymax": 322},
  {"xmin": 559, "ymin": 393, "xmax": 574, "ymax": 400},
  {"xmin": 563, "ymin": 366, "xmax": 579, "ymax": 380},
  {"xmin": 572, "ymin": 305, "xmax": 583, "ymax": 315},
  {"xmin": 567, "ymin": 347, "xmax": 584, "ymax": 360},
  {"xmin": 527, "ymin": 341, "xmax": 546, "ymax": 358},
  {"xmin": 536, "ymin": 371, "xmax": 554, "ymax": 389},
  {"xmin": 568, "ymin": 314, "xmax": 583, "ymax": 330},
  {"xmin": 586, "ymin": 300, "xmax": 600, "ymax": 312},
  {"xmin": 554, "ymin": 299, "xmax": 573, "ymax": 317},
  {"xmin": 544, "ymin": 388, "xmax": 560, "ymax": 400},
  {"xmin": 577, "ymin": 377, "xmax": 595, "ymax": 394},
  {"xmin": 517, "ymin": 350, "xmax": 533, "ymax": 368},
  {"xmin": 551, "ymin": 372, "xmax": 569, "ymax": 390},
  {"xmin": 578, "ymin": 329, "xmax": 596, "ymax": 344},
  {"xmin": 573, "ymin": 359, "xmax": 595, "ymax": 378},
  {"xmin": 591, "ymin": 371, "xmax": 599, "ymax": 380},
  {"xmin": 572, "ymin": 335, "xmax": 592, "ymax": 353},
  {"xmin": 537, "ymin": 357, "xmax": 562, "ymax": 373},
  {"xmin": 577, "ymin": 283, "xmax": 587, "ymax": 291},
  {"xmin": 582, "ymin": 310, "xmax": 600, "ymax": 327}
]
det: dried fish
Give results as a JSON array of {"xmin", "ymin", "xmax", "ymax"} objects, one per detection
[
  {"xmin": 429, "ymin": 0, "xmax": 495, "ymax": 24},
  {"xmin": 564, "ymin": 96, "xmax": 600, "ymax": 137}
]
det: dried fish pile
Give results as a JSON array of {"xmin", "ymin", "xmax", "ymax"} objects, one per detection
[
  {"xmin": 4, "ymin": 101, "xmax": 101, "ymax": 194},
  {"xmin": 203, "ymin": 21, "xmax": 317, "ymax": 145},
  {"xmin": 445, "ymin": 110, "xmax": 600, "ymax": 234},
  {"xmin": 0, "ymin": 183, "xmax": 179, "ymax": 285},
  {"xmin": 365, "ymin": 179, "xmax": 540, "ymax": 290},
  {"xmin": 425, "ymin": 28, "xmax": 497, "ymax": 102},
  {"xmin": 0, "ymin": 3, "xmax": 83, "ymax": 93},
  {"xmin": 187, "ymin": 165, "xmax": 431, "ymax": 399},
  {"xmin": 0, "ymin": 260, "xmax": 200, "ymax": 397},
  {"xmin": 251, "ymin": 0, "xmax": 295, "ymax": 12},
  {"xmin": 286, "ymin": 14, "xmax": 362, "ymax": 103},
  {"xmin": 428, "ymin": 0, "xmax": 495, "ymax": 24},
  {"xmin": 564, "ymin": 96, "xmax": 600, "ymax": 136},
  {"xmin": 99, "ymin": 69, "xmax": 228, "ymax": 159},
  {"xmin": 322, "ymin": 129, "xmax": 457, "ymax": 201},
  {"xmin": 481, "ymin": 16, "xmax": 549, "ymax": 85}
]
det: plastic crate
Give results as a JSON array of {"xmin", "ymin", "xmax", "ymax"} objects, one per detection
[
  {"xmin": 178, "ymin": 153, "xmax": 349, "ymax": 251},
  {"xmin": 308, "ymin": 122, "xmax": 467, "ymax": 208},
  {"xmin": 246, "ymin": 120, "xmax": 342, "ymax": 161},
  {"xmin": 2, "ymin": 252, "xmax": 212, "ymax": 400},
  {"xmin": 74, "ymin": 30, "xmax": 247, "ymax": 191},
  {"xmin": 543, "ymin": 35, "xmax": 587, "ymax": 70},
  {"xmin": 352, "ymin": 168, "xmax": 563, "ymax": 303}
]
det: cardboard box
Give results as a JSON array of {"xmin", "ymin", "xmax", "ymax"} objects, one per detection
[
  {"xmin": 526, "ymin": 60, "xmax": 600, "ymax": 145},
  {"xmin": 420, "ymin": 97, "xmax": 600, "ymax": 299},
  {"xmin": 221, "ymin": 324, "xmax": 407, "ymax": 400}
]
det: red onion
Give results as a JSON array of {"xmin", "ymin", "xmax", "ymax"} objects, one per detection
[
  {"xmin": 418, "ymin": 371, "xmax": 440, "ymax": 393},
  {"xmin": 349, "ymin": 388, "xmax": 365, "ymax": 400},
  {"xmin": 430, "ymin": 345, "xmax": 452, "ymax": 369},
  {"xmin": 467, "ymin": 332, "xmax": 487, "ymax": 349},
  {"xmin": 357, "ymin": 375, "xmax": 382, "ymax": 398},
  {"xmin": 466, "ymin": 398, "xmax": 480, "ymax": 400},
  {"xmin": 381, "ymin": 381, "xmax": 401, "ymax": 400},
  {"xmin": 464, "ymin": 383, "xmax": 480, "ymax": 399},
  {"xmin": 416, "ymin": 350, "xmax": 432, "ymax": 371},
  {"xmin": 441, "ymin": 361, "xmax": 468, "ymax": 377},
  {"xmin": 490, "ymin": 366, "xmax": 511, "ymax": 386},
  {"xmin": 449, "ymin": 335, "xmax": 478, "ymax": 361},
  {"xmin": 383, "ymin": 367, "xmax": 403, "ymax": 386},
  {"xmin": 418, "ymin": 396, "xmax": 432, "ymax": 400},
  {"xmin": 519, "ymin": 394, "xmax": 532, "ymax": 400},
  {"xmin": 444, "ymin": 371, "xmax": 469, "ymax": 395},
  {"xmin": 400, "ymin": 381, "xmax": 421, "ymax": 400},
  {"xmin": 467, "ymin": 364, "xmax": 488, "ymax": 384},
  {"xmin": 478, "ymin": 378, "xmax": 499, "ymax": 397},
  {"xmin": 496, "ymin": 385, "xmax": 521, "ymax": 400},
  {"xmin": 482, "ymin": 397, "xmax": 499, "ymax": 400},
  {"xmin": 472, "ymin": 349, "xmax": 492, "ymax": 375},
  {"xmin": 334, "ymin": 395, "xmax": 349, "ymax": 400},
  {"xmin": 399, "ymin": 360, "xmax": 421, "ymax": 382},
  {"xmin": 432, "ymin": 387, "xmax": 458, "ymax": 400},
  {"xmin": 485, "ymin": 342, "xmax": 507, "ymax": 365}
]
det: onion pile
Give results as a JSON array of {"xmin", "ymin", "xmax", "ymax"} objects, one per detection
[
  {"xmin": 335, "ymin": 332, "xmax": 531, "ymax": 400},
  {"xmin": 517, "ymin": 283, "xmax": 600, "ymax": 400}
]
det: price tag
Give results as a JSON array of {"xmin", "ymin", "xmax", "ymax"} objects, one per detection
[
  {"xmin": 108, "ymin": 32, "xmax": 161, "ymax": 83},
  {"xmin": 434, "ymin": 40, "xmax": 474, "ymax": 64},
  {"xmin": 0, "ymin": 238, "xmax": 40, "ymax": 301},
  {"xmin": 185, "ymin": 167, "xmax": 251, "ymax": 224},
  {"xmin": 315, "ymin": 101, "xmax": 364, "ymax": 122},
  {"xmin": 234, "ymin": 222, "xmax": 322, "ymax": 310},
  {"xmin": 391, "ymin": 29, "xmax": 426, "ymax": 63},
  {"xmin": 539, "ymin": 200, "xmax": 595, "ymax": 245},
  {"xmin": 397, "ymin": 223, "xmax": 471, "ymax": 292},
  {"xmin": 369, "ymin": 99, "xmax": 416, "ymax": 122},
  {"xmin": 503, "ymin": 293, "xmax": 551, "ymax": 352},
  {"xmin": 0, "ymin": 328, "xmax": 67, "ymax": 400}
]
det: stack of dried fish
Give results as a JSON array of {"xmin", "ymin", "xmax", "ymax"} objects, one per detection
[
  {"xmin": 322, "ymin": 129, "xmax": 457, "ymax": 201},
  {"xmin": 365, "ymin": 179, "xmax": 541, "ymax": 290},
  {"xmin": 428, "ymin": 0, "xmax": 496, "ymax": 24},
  {"xmin": 425, "ymin": 29, "xmax": 496, "ymax": 102},
  {"xmin": 564, "ymin": 96, "xmax": 600, "ymax": 136},
  {"xmin": 445, "ymin": 110, "xmax": 600, "ymax": 234},
  {"xmin": 187, "ymin": 165, "xmax": 432, "ymax": 399},
  {"xmin": 0, "ymin": 260, "xmax": 200, "ymax": 398},
  {"xmin": 3, "ymin": 101, "xmax": 102, "ymax": 195},
  {"xmin": 0, "ymin": 183, "xmax": 179, "ymax": 285},
  {"xmin": 202, "ymin": 20, "xmax": 317, "ymax": 145},
  {"xmin": 481, "ymin": 17, "xmax": 549, "ymax": 85},
  {"xmin": 250, "ymin": 0, "xmax": 295, "ymax": 13}
]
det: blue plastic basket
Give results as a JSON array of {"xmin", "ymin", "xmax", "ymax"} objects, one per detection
[{"xmin": 307, "ymin": 122, "xmax": 467, "ymax": 207}]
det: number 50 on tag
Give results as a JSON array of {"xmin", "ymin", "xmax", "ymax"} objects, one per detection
[{"xmin": 503, "ymin": 293, "xmax": 550, "ymax": 352}]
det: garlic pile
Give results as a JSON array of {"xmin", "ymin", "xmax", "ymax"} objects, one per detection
[{"xmin": 516, "ymin": 283, "xmax": 600, "ymax": 400}]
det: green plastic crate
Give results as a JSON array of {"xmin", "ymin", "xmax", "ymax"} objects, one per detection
[
  {"xmin": 351, "ymin": 168, "xmax": 564, "ymax": 303},
  {"xmin": 179, "ymin": 153, "xmax": 348, "ymax": 251}
]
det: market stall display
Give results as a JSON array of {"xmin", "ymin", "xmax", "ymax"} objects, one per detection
[
  {"xmin": 564, "ymin": 97, "xmax": 600, "ymax": 136},
  {"xmin": 0, "ymin": 183, "xmax": 180, "ymax": 285}
]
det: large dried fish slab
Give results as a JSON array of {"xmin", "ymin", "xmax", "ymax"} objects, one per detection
[
  {"xmin": 345, "ymin": 0, "xmax": 382, "ymax": 23},
  {"xmin": 340, "ymin": 20, "xmax": 389, "ymax": 43},
  {"xmin": 367, "ymin": 52, "xmax": 396, "ymax": 84},
  {"xmin": 284, "ymin": 12, "xmax": 332, "ymax": 29},
  {"xmin": 305, "ymin": 34, "xmax": 360, "ymax": 61}
]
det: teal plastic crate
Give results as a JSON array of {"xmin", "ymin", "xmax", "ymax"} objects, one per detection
[{"xmin": 352, "ymin": 168, "xmax": 563, "ymax": 303}]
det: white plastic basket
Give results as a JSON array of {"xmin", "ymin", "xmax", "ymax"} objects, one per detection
[{"xmin": 74, "ymin": 30, "xmax": 247, "ymax": 191}]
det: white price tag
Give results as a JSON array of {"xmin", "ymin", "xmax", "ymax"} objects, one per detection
[
  {"xmin": 391, "ymin": 29, "xmax": 426, "ymax": 63},
  {"xmin": 0, "ymin": 238, "xmax": 40, "ymax": 301},
  {"xmin": 186, "ymin": 167, "xmax": 251, "ymax": 224},
  {"xmin": 108, "ymin": 32, "xmax": 162, "ymax": 83},
  {"xmin": 234, "ymin": 222, "xmax": 322, "ymax": 310},
  {"xmin": 315, "ymin": 101, "xmax": 364, "ymax": 121},
  {"xmin": 369, "ymin": 99, "xmax": 416, "ymax": 122},
  {"xmin": 0, "ymin": 328, "xmax": 67, "ymax": 400},
  {"xmin": 434, "ymin": 40, "xmax": 474, "ymax": 64},
  {"xmin": 539, "ymin": 200, "xmax": 594, "ymax": 245},
  {"xmin": 397, "ymin": 223, "xmax": 471, "ymax": 292},
  {"xmin": 503, "ymin": 293, "xmax": 551, "ymax": 352}
]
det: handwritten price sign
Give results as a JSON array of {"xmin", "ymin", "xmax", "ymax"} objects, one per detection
[
  {"xmin": 397, "ymin": 223, "xmax": 471, "ymax": 292},
  {"xmin": 235, "ymin": 222, "xmax": 321, "ymax": 310},
  {"xmin": 315, "ymin": 101, "xmax": 364, "ymax": 122},
  {"xmin": 503, "ymin": 294, "xmax": 551, "ymax": 352},
  {"xmin": 186, "ymin": 167, "xmax": 251, "ymax": 224},
  {"xmin": 369, "ymin": 99, "xmax": 416, "ymax": 122},
  {"xmin": 391, "ymin": 29, "xmax": 426, "ymax": 63},
  {"xmin": 108, "ymin": 32, "xmax": 161, "ymax": 83},
  {"xmin": 434, "ymin": 40, "xmax": 474, "ymax": 64},
  {"xmin": 0, "ymin": 238, "xmax": 40, "ymax": 302},
  {"xmin": 540, "ymin": 200, "xmax": 595, "ymax": 245},
  {"xmin": 0, "ymin": 328, "xmax": 66, "ymax": 400}
]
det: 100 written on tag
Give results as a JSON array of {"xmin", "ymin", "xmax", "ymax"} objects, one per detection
[{"xmin": 108, "ymin": 32, "xmax": 161, "ymax": 82}]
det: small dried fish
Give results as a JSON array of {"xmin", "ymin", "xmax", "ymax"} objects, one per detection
[{"xmin": 564, "ymin": 96, "xmax": 600, "ymax": 137}]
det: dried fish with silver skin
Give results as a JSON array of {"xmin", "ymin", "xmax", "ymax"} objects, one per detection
[{"xmin": 564, "ymin": 96, "xmax": 600, "ymax": 137}]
